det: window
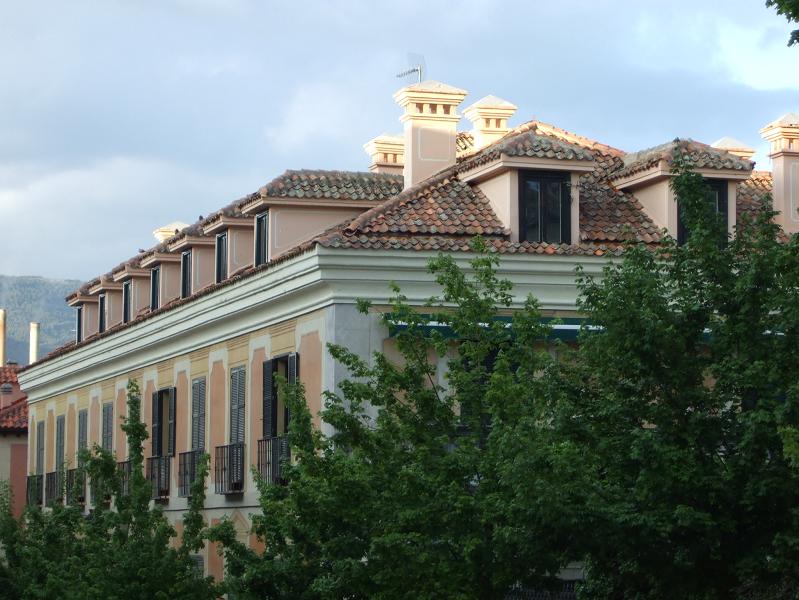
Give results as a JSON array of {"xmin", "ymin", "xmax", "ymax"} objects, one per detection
[
  {"xmin": 76, "ymin": 306, "xmax": 83, "ymax": 343},
  {"xmin": 150, "ymin": 266, "xmax": 161, "ymax": 310},
  {"xmin": 101, "ymin": 403, "xmax": 113, "ymax": 451},
  {"xmin": 215, "ymin": 232, "xmax": 228, "ymax": 283},
  {"xmin": 98, "ymin": 294, "xmax": 106, "ymax": 333},
  {"xmin": 230, "ymin": 367, "xmax": 245, "ymax": 444},
  {"xmin": 677, "ymin": 179, "xmax": 728, "ymax": 245},
  {"xmin": 262, "ymin": 353, "xmax": 299, "ymax": 438},
  {"xmin": 191, "ymin": 378, "xmax": 206, "ymax": 451},
  {"xmin": 56, "ymin": 415, "xmax": 65, "ymax": 469},
  {"xmin": 518, "ymin": 171, "xmax": 571, "ymax": 244},
  {"xmin": 78, "ymin": 409, "xmax": 88, "ymax": 456},
  {"xmin": 122, "ymin": 280, "xmax": 131, "ymax": 324},
  {"xmin": 0, "ymin": 383, "xmax": 12, "ymax": 395},
  {"xmin": 181, "ymin": 250, "xmax": 192, "ymax": 299},
  {"xmin": 255, "ymin": 212, "xmax": 269, "ymax": 266},
  {"xmin": 36, "ymin": 421, "xmax": 45, "ymax": 475},
  {"xmin": 151, "ymin": 388, "xmax": 176, "ymax": 457}
]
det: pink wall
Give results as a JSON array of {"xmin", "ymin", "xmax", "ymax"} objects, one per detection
[
  {"xmin": 270, "ymin": 206, "xmax": 363, "ymax": 259},
  {"xmin": 10, "ymin": 441, "xmax": 26, "ymax": 518},
  {"xmin": 230, "ymin": 227, "xmax": 254, "ymax": 274}
]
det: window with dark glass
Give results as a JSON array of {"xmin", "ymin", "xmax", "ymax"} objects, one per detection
[
  {"xmin": 677, "ymin": 179, "xmax": 728, "ymax": 245},
  {"xmin": 101, "ymin": 403, "xmax": 113, "ymax": 451},
  {"xmin": 262, "ymin": 353, "xmax": 299, "ymax": 439},
  {"xmin": 181, "ymin": 250, "xmax": 192, "ymax": 299},
  {"xmin": 518, "ymin": 171, "xmax": 571, "ymax": 244},
  {"xmin": 75, "ymin": 306, "xmax": 83, "ymax": 343},
  {"xmin": 122, "ymin": 280, "xmax": 131, "ymax": 323},
  {"xmin": 255, "ymin": 212, "xmax": 269, "ymax": 266},
  {"xmin": 216, "ymin": 232, "xmax": 228, "ymax": 283},
  {"xmin": 151, "ymin": 388, "xmax": 176, "ymax": 457},
  {"xmin": 150, "ymin": 266, "xmax": 160, "ymax": 310},
  {"xmin": 98, "ymin": 294, "xmax": 106, "ymax": 333}
]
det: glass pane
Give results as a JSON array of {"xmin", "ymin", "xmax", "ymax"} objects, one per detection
[
  {"xmin": 544, "ymin": 180, "xmax": 562, "ymax": 243},
  {"xmin": 523, "ymin": 180, "xmax": 540, "ymax": 242}
]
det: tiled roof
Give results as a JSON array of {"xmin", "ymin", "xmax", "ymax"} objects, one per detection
[
  {"xmin": 613, "ymin": 138, "xmax": 753, "ymax": 180},
  {"xmin": 737, "ymin": 171, "xmax": 774, "ymax": 220},
  {"xmin": 258, "ymin": 170, "xmax": 403, "ymax": 202},
  {"xmin": 457, "ymin": 124, "xmax": 595, "ymax": 173},
  {"xmin": 456, "ymin": 131, "xmax": 474, "ymax": 154},
  {"xmin": 0, "ymin": 366, "xmax": 19, "ymax": 385},
  {"xmin": 0, "ymin": 398, "xmax": 28, "ymax": 433}
]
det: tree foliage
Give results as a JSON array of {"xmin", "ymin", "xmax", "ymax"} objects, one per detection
[
  {"xmin": 0, "ymin": 379, "xmax": 219, "ymax": 600},
  {"xmin": 767, "ymin": 0, "xmax": 799, "ymax": 45}
]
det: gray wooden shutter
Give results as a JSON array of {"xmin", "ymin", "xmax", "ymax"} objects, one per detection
[
  {"xmin": 102, "ymin": 404, "xmax": 113, "ymax": 451},
  {"xmin": 152, "ymin": 392, "xmax": 161, "ymax": 457},
  {"xmin": 167, "ymin": 387, "xmax": 176, "ymax": 456},
  {"xmin": 286, "ymin": 353, "xmax": 299, "ymax": 431},
  {"xmin": 78, "ymin": 409, "xmax": 88, "ymax": 451},
  {"xmin": 36, "ymin": 421, "xmax": 45, "ymax": 474},
  {"xmin": 55, "ymin": 415, "xmax": 65, "ymax": 468},
  {"xmin": 191, "ymin": 378, "xmax": 206, "ymax": 451},
  {"xmin": 262, "ymin": 360, "xmax": 274, "ymax": 438},
  {"xmin": 229, "ymin": 367, "xmax": 245, "ymax": 444}
]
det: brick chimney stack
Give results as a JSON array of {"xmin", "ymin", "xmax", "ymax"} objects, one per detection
[{"xmin": 761, "ymin": 113, "xmax": 799, "ymax": 235}]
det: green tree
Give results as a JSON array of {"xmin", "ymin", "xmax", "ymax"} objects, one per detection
[
  {"xmin": 767, "ymin": 0, "xmax": 799, "ymax": 45},
  {"xmin": 0, "ymin": 379, "xmax": 219, "ymax": 600},
  {"xmin": 211, "ymin": 241, "xmax": 582, "ymax": 599},
  {"xmin": 562, "ymin": 157, "xmax": 799, "ymax": 598}
]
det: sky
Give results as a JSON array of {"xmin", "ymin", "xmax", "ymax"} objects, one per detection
[{"xmin": 0, "ymin": 0, "xmax": 797, "ymax": 281}]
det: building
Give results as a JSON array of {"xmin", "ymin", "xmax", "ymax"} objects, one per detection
[{"xmin": 16, "ymin": 81, "xmax": 798, "ymax": 580}]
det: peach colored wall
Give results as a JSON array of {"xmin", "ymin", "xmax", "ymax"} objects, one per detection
[
  {"xmin": 0, "ymin": 384, "xmax": 25, "ymax": 409},
  {"xmin": 115, "ymin": 387, "xmax": 127, "ymax": 458},
  {"xmin": 193, "ymin": 246, "xmax": 215, "ymax": 292},
  {"xmin": 90, "ymin": 397, "xmax": 100, "ymax": 445},
  {"xmin": 208, "ymin": 518, "xmax": 223, "ymax": 581},
  {"xmin": 270, "ymin": 206, "xmax": 363, "ymax": 259},
  {"xmin": 27, "ymin": 417, "xmax": 34, "ymax": 473},
  {"xmin": 131, "ymin": 278, "xmax": 150, "ymax": 317},
  {"xmin": 66, "ymin": 404, "xmax": 76, "ymax": 464},
  {"xmin": 209, "ymin": 360, "xmax": 225, "ymax": 473},
  {"xmin": 249, "ymin": 348, "xmax": 265, "ymax": 467},
  {"xmin": 230, "ymin": 227, "xmax": 254, "ymax": 274},
  {"xmin": 175, "ymin": 371, "xmax": 188, "ymax": 467},
  {"xmin": 299, "ymin": 332, "xmax": 322, "ymax": 429},
  {"xmin": 632, "ymin": 179, "xmax": 672, "ymax": 233},
  {"xmin": 143, "ymin": 380, "xmax": 154, "ymax": 458},
  {"xmin": 477, "ymin": 170, "xmax": 518, "ymax": 242},
  {"xmin": 83, "ymin": 303, "xmax": 99, "ymax": 339},
  {"xmin": 45, "ymin": 410, "xmax": 54, "ymax": 472},
  {"xmin": 161, "ymin": 263, "xmax": 181, "ymax": 306},
  {"xmin": 772, "ymin": 154, "xmax": 799, "ymax": 234},
  {"xmin": 107, "ymin": 289, "xmax": 123, "ymax": 327},
  {"xmin": 10, "ymin": 441, "xmax": 26, "ymax": 518}
]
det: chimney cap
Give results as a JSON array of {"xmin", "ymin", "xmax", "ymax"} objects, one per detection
[
  {"xmin": 711, "ymin": 136, "xmax": 752, "ymax": 150},
  {"xmin": 764, "ymin": 112, "xmax": 799, "ymax": 128},
  {"xmin": 153, "ymin": 221, "xmax": 190, "ymax": 243},
  {"xmin": 400, "ymin": 80, "xmax": 467, "ymax": 95},
  {"xmin": 466, "ymin": 94, "xmax": 517, "ymax": 110}
]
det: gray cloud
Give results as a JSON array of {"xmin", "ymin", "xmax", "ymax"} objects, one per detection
[{"xmin": 1, "ymin": 0, "xmax": 797, "ymax": 280}]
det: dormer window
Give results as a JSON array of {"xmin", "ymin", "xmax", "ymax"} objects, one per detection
[
  {"xmin": 150, "ymin": 266, "xmax": 160, "ymax": 310},
  {"xmin": 76, "ymin": 306, "xmax": 83, "ymax": 343},
  {"xmin": 215, "ymin": 232, "xmax": 228, "ymax": 283},
  {"xmin": 677, "ymin": 179, "xmax": 728, "ymax": 245},
  {"xmin": 122, "ymin": 280, "xmax": 131, "ymax": 323},
  {"xmin": 181, "ymin": 250, "xmax": 192, "ymax": 299},
  {"xmin": 255, "ymin": 212, "xmax": 269, "ymax": 267},
  {"xmin": 98, "ymin": 294, "xmax": 106, "ymax": 333},
  {"xmin": 519, "ymin": 171, "xmax": 571, "ymax": 244}
]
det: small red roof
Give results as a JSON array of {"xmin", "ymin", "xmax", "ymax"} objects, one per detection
[
  {"xmin": 0, "ymin": 366, "xmax": 20, "ymax": 385},
  {"xmin": 0, "ymin": 397, "xmax": 27, "ymax": 433}
]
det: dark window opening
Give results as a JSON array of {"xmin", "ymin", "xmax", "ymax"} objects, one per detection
[
  {"xmin": 76, "ymin": 306, "xmax": 83, "ymax": 343},
  {"xmin": 122, "ymin": 280, "xmax": 131, "ymax": 324},
  {"xmin": 518, "ymin": 171, "xmax": 571, "ymax": 244},
  {"xmin": 98, "ymin": 294, "xmax": 106, "ymax": 333},
  {"xmin": 181, "ymin": 251, "xmax": 192, "ymax": 299},
  {"xmin": 150, "ymin": 267, "xmax": 160, "ymax": 310},
  {"xmin": 255, "ymin": 212, "xmax": 269, "ymax": 266},
  {"xmin": 101, "ymin": 403, "xmax": 113, "ymax": 451},
  {"xmin": 216, "ymin": 232, "xmax": 228, "ymax": 283},
  {"xmin": 55, "ymin": 415, "xmax": 65, "ymax": 468},
  {"xmin": 151, "ymin": 387, "xmax": 176, "ymax": 457},
  {"xmin": 36, "ymin": 421, "xmax": 45, "ymax": 475},
  {"xmin": 677, "ymin": 179, "xmax": 728, "ymax": 245},
  {"xmin": 262, "ymin": 353, "xmax": 299, "ymax": 439}
]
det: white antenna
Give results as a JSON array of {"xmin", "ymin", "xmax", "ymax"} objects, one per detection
[{"xmin": 396, "ymin": 52, "xmax": 426, "ymax": 84}]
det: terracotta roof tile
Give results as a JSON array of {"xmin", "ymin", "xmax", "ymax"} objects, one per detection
[
  {"xmin": 0, "ymin": 397, "xmax": 28, "ymax": 432},
  {"xmin": 0, "ymin": 366, "xmax": 19, "ymax": 385},
  {"xmin": 737, "ymin": 170, "xmax": 773, "ymax": 220},
  {"xmin": 258, "ymin": 169, "xmax": 403, "ymax": 202}
]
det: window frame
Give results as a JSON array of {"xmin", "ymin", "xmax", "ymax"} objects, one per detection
[
  {"xmin": 517, "ymin": 170, "xmax": 572, "ymax": 245},
  {"xmin": 151, "ymin": 387, "xmax": 177, "ymax": 458},
  {"xmin": 75, "ymin": 306, "xmax": 83, "ymax": 343},
  {"xmin": 122, "ymin": 280, "xmax": 131, "ymax": 324},
  {"xmin": 255, "ymin": 211, "xmax": 269, "ymax": 267},
  {"xmin": 215, "ymin": 232, "xmax": 228, "ymax": 283},
  {"xmin": 677, "ymin": 178, "xmax": 728, "ymax": 246},
  {"xmin": 181, "ymin": 250, "xmax": 192, "ymax": 299},
  {"xmin": 150, "ymin": 266, "xmax": 161, "ymax": 311},
  {"xmin": 97, "ymin": 293, "xmax": 106, "ymax": 334},
  {"xmin": 101, "ymin": 403, "xmax": 113, "ymax": 452}
]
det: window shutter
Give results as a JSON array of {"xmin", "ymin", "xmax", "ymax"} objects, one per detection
[
  {"xmin": 262, "ymin": 360, "xmax": 274, "ymax": 438},
  {"xmin": 229, "ymin": 367, "xmax": 245, "ymax": 444},
  {"xmin": 561, "ymin": 180, "xmax": 571, "ymax": 244},
  {"xmin": 286, "ymin": 353, "xmax": 299, "ymax": 430},
  {"xmin": 102, "ymin": 404, "xmax": 113, "ymax": 452},
  {"xmin": 36, "ymin": 421, "xmax": 45, "ymax": 475},
  {"xmin": 152, "ymin": 392, "xmax": 161, "ymax": 457},
  {"xmin": 167, "ymin": 387, "xmax": 176, "ymax": 456},
  {"xmin": 56, "ymin": 415, "xmax": 65, "ymax": 468},
  {"xmin": 191, "ymin": 377, "xmax": 206, "ymax": 451},
  {"xmin": 78, "ymin": 409, "xmax": 88, "ymax": 451}
]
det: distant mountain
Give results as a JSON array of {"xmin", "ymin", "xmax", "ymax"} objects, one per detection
[{"xmin": 0, "ymin": 275, "xmax": 81, "ymax": 365}]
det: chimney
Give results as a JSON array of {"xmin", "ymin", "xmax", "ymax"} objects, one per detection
[
  {"xmin": 29, "ymin": 322, "xmax": 39, "ymax": 364},
  {"xmin": 711, "ymin": 136, "xmax": 756, "ymax": 161},
  {"xmin": 393, "ymin": 80, "xmax": 468, "ymax": 189},
  {"xmin": 0, "ymin": 309, "xmax": 5, "ymax": 366},
  {"xmin": 761, "ymin": 113, "xmax": 799, "ymax": 235},
  {"xmin": 363, "ymin": 134, "xmax": 404, "ymax": 175},
  {"xmin": 463, "ymin": 95, "xmax": 517, "ymax": 150},
  {"xmin": 152, "ymin": 221, "xmax": 189, "ymax": 243}
]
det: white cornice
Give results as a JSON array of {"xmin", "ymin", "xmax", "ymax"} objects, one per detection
[{"xmin": 19, "ymin": 246, "xmax": 607, "ymax": 402}]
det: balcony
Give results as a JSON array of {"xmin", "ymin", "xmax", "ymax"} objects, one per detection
[
  {"xmin": 26, "ymin": 474, "xmax": 43, "ymax": 506},
  {"xmin": 44, "ymin": 471, "xmax": 63, "ymax": 506},
  {"xmin": 214, "ymin": 442, "xmax": 245, "ymax": 495},
  {"xmin": 178, "ymin": 449, "xmax": 202, "ymax": 497},
  {"xmin": 66, "ymin": 469, "xmax": 86, "ymax": 505},
  {"xmin": 117, "ymin": 460, "xmax": 132, "ymax": 497},
  {"xmin": 146, "ymin": 456, "xmax": 171, "ymax": 501},
  {"xmin": 257, "ymin": 436, "xmax": 290, "ymax": 485}
]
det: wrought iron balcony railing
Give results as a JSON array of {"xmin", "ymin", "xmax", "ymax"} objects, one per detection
[
  {"xmin": 178, "ymin": 450, "xmax": 202, "ymax": 497},
  {"xmin": 146, "ymin": 456, "xmax": 171, "ymax": 501},
  {"xmin": 26, "ymin": 474, "xmax": 43, "ymax": 506},
  {"xmin": 257, "ymin": 436, "xmax": 290, "ymax": 485},
  {"xmin": 44, "ymin": 471, "xmax": 63, "ymax": 506},
  {"xmin": 214, "ymin": 442, "xmax": 245, "ymax": 495}
]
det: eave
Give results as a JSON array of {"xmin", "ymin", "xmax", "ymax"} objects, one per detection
[
  {"xmin": 611, "ymin": 161, "xmax": 753, "ymax": 190},
  {"xmin": 167, "ymin": 235, "xmax": 215, "ymax": 252},
  {"xmin": 202, "ymin": 216, "xmax": 252, "ymax": 235},
  {"xmin": 241, "ymin": 196, "xmax": 382, "ymax": 216},
  {"xmin": 140, "ymin": 252, "xmax": 181, "ymax": 268},
  {"xmin": 459, "ymin": 154, "xmax": 595, "ymax": 184}
]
